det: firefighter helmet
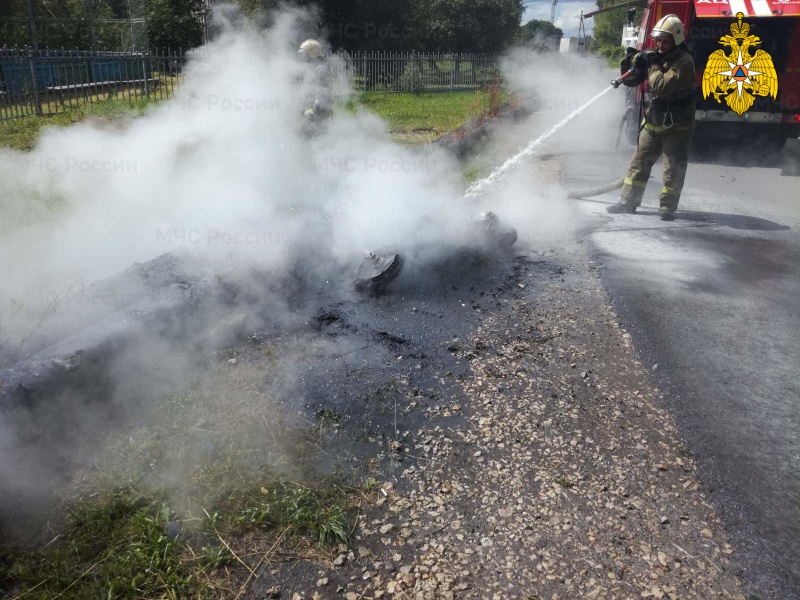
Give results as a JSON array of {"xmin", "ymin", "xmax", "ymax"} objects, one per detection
[
  {"xmin": 298, "ymin": 39, "xmax": 323, "ymax": 60},
  {"xmin": 651, "ymin": 14, "xmax": 685, "ymax": 45}
]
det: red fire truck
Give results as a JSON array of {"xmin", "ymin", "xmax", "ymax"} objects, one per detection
[{"xmin": 613, "ymin": 0, "xmax": 800, "ymax": 150}]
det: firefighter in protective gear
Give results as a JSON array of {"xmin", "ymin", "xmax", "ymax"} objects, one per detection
[
  {"xmin": 608, "ymin": 14, "xmax": 695, "ymax": 221},
  {"xmin": 298, "ymin": 39, "xmax": 322, "ymax": 60},
  {"xmin": 298, "ymin": 39, "xmax": 333, "ymax": 137}
]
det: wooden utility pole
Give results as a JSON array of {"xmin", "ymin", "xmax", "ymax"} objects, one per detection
[
  {"xmin": 127, "ymin": 0, "xmax": 135, "ymax": 51},
  {"xmin": 26, "ymin": 0, "xmax": 39, "ymax": 50},
  {"xmin": 87, "ymin": 0, "xmax": 97, "ymax": 50}
]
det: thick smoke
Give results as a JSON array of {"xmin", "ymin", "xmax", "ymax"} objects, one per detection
[
  {"xmin": 0, "ymin": 9, "xmax": 617, "ymax": 523},
  {"xmin": 469, "ymin": 50, "xmax": 626, "ymax": 245},
  {"xmin": 502, "ymin": 49, "xmax": 626, "ymax": 153},
  {"xmin": 0, "ymin": 24, "xmax": 623, "ymax": 349},
  {"xmin": 0, "ymin": 8, "xmax": 470, "ymax": 352}
]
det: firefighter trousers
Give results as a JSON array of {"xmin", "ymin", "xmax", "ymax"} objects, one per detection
[{"xmin": 620, "ymin": 123, "xmax": 693, "ymax": 212}]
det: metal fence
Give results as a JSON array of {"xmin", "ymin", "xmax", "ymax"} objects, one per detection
[
  {"xmin": 0, "ymin": 48, "xmax": 186, "ymax": 122},
  {"xmin": 0, "ymin": 49, "xmax": 500, "ymax": 123},
  {"xmin": 338, "ymin": 52, "xmax": 501, "ymax": 94}
]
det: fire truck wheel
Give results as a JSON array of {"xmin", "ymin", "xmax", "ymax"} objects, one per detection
[
  {"xmin": 742, "ymin": 131, "xmax": 790, "ymax": 155},
  {"xmin": 762, "ymin": 134, "xmax": 789, "ymax": 153}
]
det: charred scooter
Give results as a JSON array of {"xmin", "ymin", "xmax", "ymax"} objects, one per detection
[{"xmin": 354, "ymin": 211, "xmax": 517, "ymax": 293}]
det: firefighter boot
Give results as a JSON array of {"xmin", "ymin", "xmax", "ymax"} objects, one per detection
[{"xmin": 607, "ymin": 202, "xmax": 637, "ymax": 214}]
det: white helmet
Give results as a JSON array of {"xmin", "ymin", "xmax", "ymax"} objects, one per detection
[
  {"xmin": 298, "ymin": 39, "xmax": 323, "ymax": 60},
  {"xmin": 651, "ymin": 14, "xmax": 685, "ymax": 45}
]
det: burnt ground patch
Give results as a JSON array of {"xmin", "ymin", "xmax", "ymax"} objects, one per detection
[
  {"xmin": 0, "ymin": 238, "xmax": 533, "ymax": 527},
  {"xmin": 235, "ymin": 250, "xmax": 559, "ymax": 478}
]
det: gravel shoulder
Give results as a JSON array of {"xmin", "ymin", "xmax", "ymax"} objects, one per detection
[{"xmin": 245, "ymin": 240, "xmax": 748, "ymax": 599}]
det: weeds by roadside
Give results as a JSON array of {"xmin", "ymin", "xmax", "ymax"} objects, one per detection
[
  {"xmin": 0, "ymin": 97, "xmax": 158, "ymax": 152},
  {"xmin": 0, "ymin": 478, "xmax": 354, "ymax": 599},
  {"xmin": 0, "ymin": 356, "xmax": 368, "ymax": 599}
]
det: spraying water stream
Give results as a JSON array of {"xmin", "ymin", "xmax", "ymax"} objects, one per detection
[{"xmin": 464, "ymin": 85, "xmax": 616, "ymax": 199}]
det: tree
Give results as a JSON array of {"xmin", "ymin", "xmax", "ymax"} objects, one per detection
[
  {"xmin": 0, "ymin": 0, "xmax": 122, "ymax": 49},
  {"xmin": 518, "ymin": 19, "xmax": 563, "ymax": 52},
  {"xmin": 146, "ymin": 0, "xmax": 204, "ymax": 51},
  {"xmin": 232, "ymin": 0, "xmax": 277, "ymax": 16},
  {"xmin": 410, "ymin": 0, "xmax": 525, "ymax": 53},
  {"xmin": 286, "ymin": 0, "xmax": 411, "ymax": 52},
  {"xmin": 0, "ymin": 0, "xmax": 30, "ymax": 47},
  {"xmin": 592, "ymin": 0, "xmax": 641, "ymax": 62}
]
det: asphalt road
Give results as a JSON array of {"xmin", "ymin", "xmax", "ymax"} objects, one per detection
[{"xmin": 563, "ymin": 141, "xmax": 800, "ymax": 599}]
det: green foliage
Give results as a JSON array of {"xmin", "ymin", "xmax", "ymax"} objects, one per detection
[
  {"xmin": 1, "ymin": 489, "xmax": 210, "ymax": 599},
  {"xmin": 0, "ymin": 477, "xmax": 352, "ymax": 598},
  {"xmin": 592, "ymin": 0, "xmax": 642, "ymax": 64},
  {"xmin": 518, "ymin": 19, "xmax": 564, "ymax": 52},
  {"xmin": 288, "ymin": 0, "xmax": 412, "ymax": 52},
  {"xmin": 291, "ymin": 0, "xmax": 523, "ymax": 52},
  {"xmin": 226, "ymin": 482, "xmax": 350, "ymax": 545},
  {"xmin": 232, "ymin": 0, "xmax": 278, "ymax": 16},
  {"xmin": 0, "ymin": 0, "xmax": 135, "ymax": 49},
  {"xmin": 597, "ymin": 43, "xmax": 627, "ymax": 64},
  {"xmin": 145, "ymin": 0, "xmax": 204, "ymax": 52},
  {"xmin": 225, "ymin": 0, "xmax": 525, "ymax": 52},
  {"xmin": 410, "ymin": 0, "xmax": 525, "ymax": 53},
  {"xmin": 2, "ymin": 0, "xmax": 527, "ymax": 52}
]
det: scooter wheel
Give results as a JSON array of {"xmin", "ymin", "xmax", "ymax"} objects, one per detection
[
  {"xmin": 498, "ymin": 228, "xmax": 517, "ymax": 249},
  {"xmin": 355, "ymin": 252, "xmax": 405, "ymax": 292}
]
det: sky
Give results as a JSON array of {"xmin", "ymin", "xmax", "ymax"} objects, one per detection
[{"xmin": 522, "ymin": 0, "xmax": 597, "ymax": 37}]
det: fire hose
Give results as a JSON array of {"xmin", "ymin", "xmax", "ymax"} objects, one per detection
[{"xmin": 551, "ymin": 70, "xmax": 639, "ymax": 200}]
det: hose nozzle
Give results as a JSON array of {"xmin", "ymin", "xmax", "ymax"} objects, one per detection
[{"xmin": 611, "ymin": 68, "xmax": 635, "ymax": 89}]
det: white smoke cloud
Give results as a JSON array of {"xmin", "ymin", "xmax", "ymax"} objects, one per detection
[
  {"xmin": 0, "ymin": 7, "xmax": 482, "ymax": 352},
  {"xmin": 455, "ymin": 49, "xmax": 628, "ymax": 247},
  {"xmin": 502, "ymin": 50, "xmax": 626, "ymax": 152},
  {"xmin": 0, "ymin": 9, "xmax": 630, "ymax": 379},
  {"xmin": 0, "ymin": 6, "xmax": 621, "ymax": 517}
]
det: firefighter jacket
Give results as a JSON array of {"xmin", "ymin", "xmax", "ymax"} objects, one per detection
[
  {"xmin": 303, "ymin": 60, "xmax": 333, "ymax": 117},
  {"xmin": 644, "ymin": 45, "xmax": 696, "ymax": 132}
]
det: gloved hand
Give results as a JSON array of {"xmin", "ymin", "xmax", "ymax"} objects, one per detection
[
  {"xmin": 620, "ymin": 46, "xmax": 638, "ymax": 75},
  {"xmin": 642, "ymin": 49, "xmax": 661, "ymax": 66},
  {"xmin": 303, "ymin": 108, "xmax": 316, "ymax": 118},
  {"xmin": 628, "ymin": 49, "xmax": 659, "ymax": 76},
  {"xmin": 630, "ymin": 52, "xmax": 646, "ymax": 76}
]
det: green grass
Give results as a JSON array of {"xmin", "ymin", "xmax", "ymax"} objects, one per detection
[
  {"xmin": 464, "ymin": 164, "xmax": 491, "ymax": 183},
  {"xmin": 0, "ymin": 75, "xmax": 181, "ymax": 152},
  {"xmin": 0, "ymin": 362, "xmax": 362, "ymax": 599},
  {"xmin": 1, "ymin": 488, "xmax": 212, "ymax": 599},
  {"xmin": 1, "ymin": 87, "xmax": 506, "ymax": 152},
  {"xmin": 350, "ymin": 90, "xmax": 507, "ymax": 140},
  {"xmin": 0, "ymin": 479, "xmax": 352, "ymax": 599},
  {"xmin": 0, "ymin": 96, "xmax": 156, "ymax": 152}
]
